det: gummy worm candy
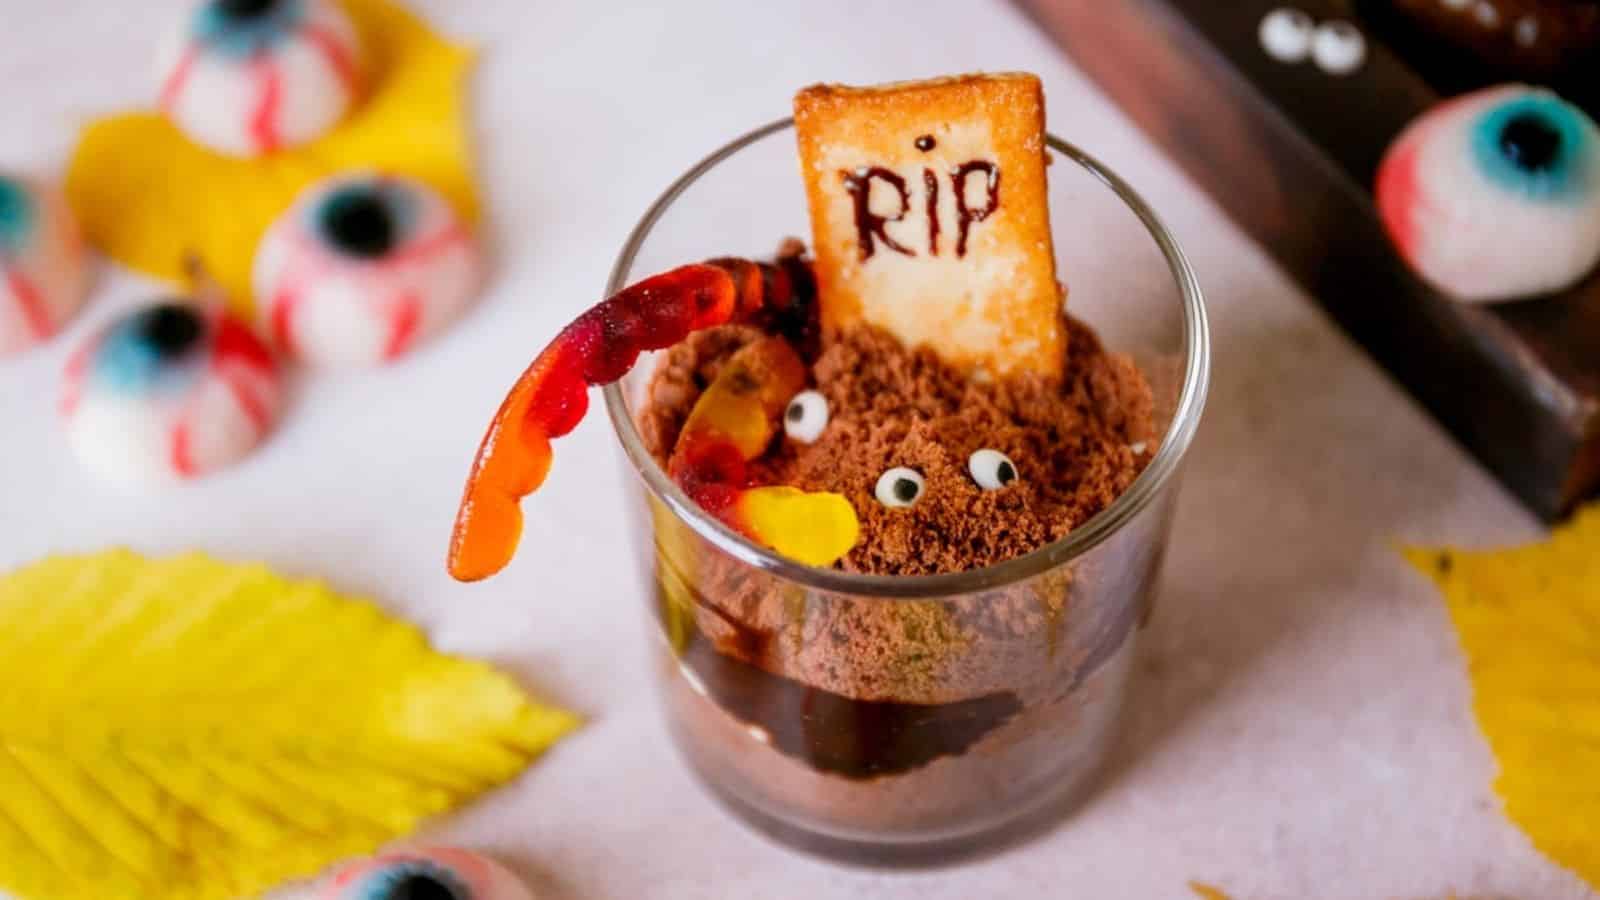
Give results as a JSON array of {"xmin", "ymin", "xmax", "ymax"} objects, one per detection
[
  {"xmin": 668, "ymin": 336, "xmax": 858, "ymax": 568},
  {"xmin": 449, "ymin": 252, "xmax": 818, "ymax": 582}
]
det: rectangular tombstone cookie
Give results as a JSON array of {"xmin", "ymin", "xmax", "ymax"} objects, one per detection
[{"xmin": 794, "ymin": 73, "xmax": 1064, "ymax": 379}]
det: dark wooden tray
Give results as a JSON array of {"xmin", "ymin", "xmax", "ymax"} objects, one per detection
[{"xmin": 1017, "ymin": 0, "xmax": 1600, "ymax": 519}]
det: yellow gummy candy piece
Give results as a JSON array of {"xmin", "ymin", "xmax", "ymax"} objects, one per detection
[
  {"xmin": 679, "ymin": 378, "xmax": 774, "ymax": 460},
  {"xmin": 739, "ymin": 486, "xmax": 861, "ymax": 567}
]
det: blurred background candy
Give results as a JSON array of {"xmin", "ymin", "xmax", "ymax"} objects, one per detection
[
  {"xmin": 0, "ymin": 174, "xmax": 88, "ymax": 356},
  {"xmin": 254, "ymin": 172, "xmax": 481, "ymax": 366},
  {"xmin": 62, "ymin": 300, "xmax": 282, "ymax": 486},
  {"xmin": 1376, "ymin": 83, "xmax": 1600, "ymax": 303},
  {"xmin": 321, "ymin": 848, "xmax": 535, "ymax": 900},
  {"xmin": 157, "ymin": 0, "xmax": 364, "ymax": 157}
]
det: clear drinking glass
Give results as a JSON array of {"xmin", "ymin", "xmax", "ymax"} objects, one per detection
[{"xmin": 602, "ymin": 119, "xmax": 1209, "ymax": 864}]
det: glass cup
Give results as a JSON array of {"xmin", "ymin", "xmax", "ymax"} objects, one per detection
[{"xmin": 602, "ymin": 119, "xmax": 1209, "ymax": 864}]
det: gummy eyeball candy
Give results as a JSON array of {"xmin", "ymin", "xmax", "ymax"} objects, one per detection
[
  {"xmin": 254, "ymin": 173, "xmax": 482, "ymax": 366},
  {"xmin": 0, "ymin": 174, "xmax": 88, "ymax": 357},
  {"xmin": 62, "ymin": 301, "xmax": 282, "ymax": 486},
  {"xmin": 1376, "ymin": 84, "xmax": 1600, "ymax": 303},
  {"xmin": 157, "ymin": 0, "xmax": 363, "ymax": 157},
  {"xmin": 321, "ymin": 848, "xmax": 535, "ymax": 900}
]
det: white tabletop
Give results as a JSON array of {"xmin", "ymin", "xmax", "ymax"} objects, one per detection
[{"xmin": 0, "ymin": 1, "xmax": 1591, "ymax": 897}]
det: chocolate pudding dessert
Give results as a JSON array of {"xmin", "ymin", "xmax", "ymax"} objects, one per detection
[
  {"xmin": 447, "ymin": 71, "xmax": 1201, "ymax": 855},
  {"xmin": 634, "ymin": 283, "xmax": 1158, "ymax": 838}
]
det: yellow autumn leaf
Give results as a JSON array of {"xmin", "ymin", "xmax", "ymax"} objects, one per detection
[
  {"xmin": 1406, "ymin": 504, "xmax": 1600, "ymax": 891},
  {"xmin": 0, "ymin": 550, "xmax": 577, "ymax": 900},
  {"xmin": 64, "ymin": 0, "xmax": 478, "ymax": 318}
]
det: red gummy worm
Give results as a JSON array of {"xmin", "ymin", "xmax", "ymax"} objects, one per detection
[{"xmin": 448, "ymin": 263, "xmax": 752, "ymax": 582}]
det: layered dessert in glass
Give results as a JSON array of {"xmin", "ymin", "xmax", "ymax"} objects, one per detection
[{"xmin": 449, "ymin": 73, "xmax": 1208, "ymax": 862}]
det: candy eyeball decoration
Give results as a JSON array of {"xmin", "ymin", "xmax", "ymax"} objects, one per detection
[
  {"xmin": 62, "ymin": 301, "xmax": 282, "ymax": 486},
  {"xmin": 0, "ymin": 174, "xmax": 88, "ymax": 357},
  {"xmin": 875, "ymin": 466, "xmax": 925, "ymax": 508},
  {"xmin": 255, "ymin": 173, "xmax": 482, "ymax": 366},
  {"xmin": 783, "ymin": 389, "xmax": 829, "ymax": 443},
  {"xmin": 157, "ymin": 0, "xmax": 364, "ymax": 157},
  {"xmin": 322, "ymin": 848, "xmax": 535, "ymax": 900},
  {"xmin": 1377, "ymin": 84, "xmax": 1600, "ymax": 303},
  {"xmin": 1311, "ymin": 21, "xmax": 1366, "ymax": 75},
  {"xmin": 1259, "ymin": 8, "xmax": 1314, "ymax": 63},
  {"xmin": 968, "ymin": 448, "xmax": 1019, "ymax": 490}
]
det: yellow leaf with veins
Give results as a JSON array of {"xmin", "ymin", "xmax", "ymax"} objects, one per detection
[
  {"xmin": 1406, "ymin": 504, "xmax": 1600, "ymax": 891},
  {"xmin": 64, "ymin": 0, "xmax": 478, "ymax": 317},
  {"xmin": 0, "ymin": 550, "xmax": 576, "ymax": 900}
]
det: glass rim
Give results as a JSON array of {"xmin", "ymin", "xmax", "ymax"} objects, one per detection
[{"xmin": 602, "ymin": 117, "xmax": 1210, "ymax": 599}]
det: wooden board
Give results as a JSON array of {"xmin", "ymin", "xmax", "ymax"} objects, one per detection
[{"xmin": 1016, "ymin": 0, "xmax": 1600, "ymax": 519}]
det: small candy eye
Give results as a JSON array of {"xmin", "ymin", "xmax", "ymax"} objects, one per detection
[
  {"xmin": 968, "ymin": 448, "xmax": 1019, "ymax": 490},
  {"xmin": 1311, "ymin": 21, "xmax": 1366, "ymax": 75},
  {"xmin": 1259, "ymin": 8, "xmax": 1314, "ymax": 63},
  {"xmin": 875, "ymin": 467, "xmax": 925, "ymax": 508},
  {"xmin": 323, "ymin": 848, "xmax": 535, "ymax": 900},
  {"xmin": 783, "ymin": 389, "xmax": 829, "ymax": 443}
]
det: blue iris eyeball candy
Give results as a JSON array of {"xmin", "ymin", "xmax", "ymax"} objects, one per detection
[
  {"xmin": 156, "ymin": 0, "xmax": 364, "ymax": 157},
  {"xmin": 321, "ymin": 848, "xmax": 536, "ymax": 900},
  {"xmin": 254, "ymin": 172, "xmax": 483, "ymax": 366},
  {"xmin": 0, "ymin": 174, "xmax": 88, "ymax": 357},
  {"xmin": 61, "ymin": 300, "xmax": 282, "ymax": 486},
  {"xmin": 1376, "ymin": 84, "xmax": 1600, "ymax": 303}
]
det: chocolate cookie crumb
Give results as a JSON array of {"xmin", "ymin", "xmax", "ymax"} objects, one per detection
[{"xmin": 641, "ymin": 316, "xmax": 1154, "ymax": 576}]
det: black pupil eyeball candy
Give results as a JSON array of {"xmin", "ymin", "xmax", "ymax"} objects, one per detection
[
  {"xmin": 321, "ymin": 847, "xmax": 536, "ymax": 900},
  {"xmin": 62, "ymin": 299, "xmax": 282, "ymax": 486},
  {"xmin": 138, "ymin": 303, "xmax": 205, "ymax": 359},
  {"xmin": 1375, "ymin": 84, "xmax": 1600, "ymax": 303},
  {"xmin": 783, "ymin": 389, "xmax": 829, "ymax": 443},
  {"xmin": 215, "ymin": 0, "xmax": 279, "ymax": 20},
  {"xmin": 256, "ymin": 173, "xmax": 484, "ymax": 367},
  {"xmin": 164, "ymin": 0, "xmax": 365, "ymax": 158},
  {"xmin": 1500, "ymin": 113, "xmax": 1562, "ymax": 173},
  {"xmin": 382, "ymin": 874, "xmax": 461, "ymax": 900},
  {"xmin": 321, "ymin": 187, "xmax": 398, "ymax": 259},
  {"xmin": 875, "ymin": 466, "xmax": 925, "ymax": 507},
  {"xmin": 968, "ymin": 448, "xmax": 1018, "ymax": 490}
]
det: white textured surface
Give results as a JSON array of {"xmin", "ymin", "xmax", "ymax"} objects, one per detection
[{"xmin": 0, "ymin": 1, "xmax": 1593, "ymax": 898}]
